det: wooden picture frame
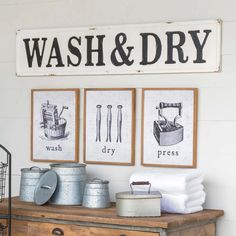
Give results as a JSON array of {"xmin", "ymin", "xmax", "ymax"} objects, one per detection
[
  {"xmin": 84, "ymin": 88, "xmax": 136, "ymax": 165},
  {"xmin": 141, "ymin": 88, "xmax": 198, "ymax": 168},
  {"xmin": 31, "ymin": 89, "xmax": 79, "ymax": 162}
]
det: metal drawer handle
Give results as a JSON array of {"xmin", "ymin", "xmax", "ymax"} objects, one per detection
[
  {"xmin": 120, "ymin": 234, "xmax": 127, "ymax": 236},
  {"xmin": 52, "ymin": 228, "xmax": 64, "ymax": 235}
]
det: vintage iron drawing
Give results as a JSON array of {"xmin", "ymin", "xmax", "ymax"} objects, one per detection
[
  {"xmin": 141, "ymin": 88, "xmax": 198, "ymax": 168},
  {"xmin": 153, "ymin": 102, "xmax": 183, "ymax": 146}
]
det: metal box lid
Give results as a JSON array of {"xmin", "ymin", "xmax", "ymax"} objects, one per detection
[{"xmin": 116, "ymin": 191, "xmax": 162, "ymax": 199}]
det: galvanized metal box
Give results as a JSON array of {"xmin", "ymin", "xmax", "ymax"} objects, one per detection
[{"xmin": 116, "ymin": 191, "xmax": 162, "ymax": 217}]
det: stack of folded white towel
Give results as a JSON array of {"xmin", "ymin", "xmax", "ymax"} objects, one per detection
[{"xmin": 129, "ymin": 170, "xmax": 205, "ymax": 214}]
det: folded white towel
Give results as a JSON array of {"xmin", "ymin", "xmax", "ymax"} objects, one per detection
[
  {"xmin": 129, "ymin": 170, "xmax": 203, "ymax": 194},
  {"xmin": 162, "ymin": 205, "xmax": 203, "ymax": 214},
  {"xmin": 161, "ymin": 191, "xmax": 206, "ymax": 213}
]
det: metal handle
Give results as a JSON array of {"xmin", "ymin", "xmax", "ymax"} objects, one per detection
[
  {"xmin": 91, "ymin": 177, "xmax": 103, "ymax": 181},
  {"xmin": 159, "ymin": 102, "xmax": 182, "ymax": 116},
  {"xmin": 59, "ymin": 106, "xmax": 68, "ymax": 118},
  {"xmin": 52, "ymin": 228, "xmax": 64, "ymax": 235},
  {"xmin": 29, "ymin": 166, "xmax": 41, "ymax": 171},
  {"xmin": 119, "ymin": 235, "xmax": 127, "ymax": 236},
  {"xmin": 41, "ymin": 185, "xmax": 52, "ymax": 190},
  {"xmin": 130, "ymin": 181, "xmax": 151, "ymax": 194}
]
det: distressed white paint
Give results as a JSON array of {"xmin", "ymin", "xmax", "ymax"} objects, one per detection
[
  {"xmin": 16, "ymin": 20, "xmax": 221, "ymax": 76},
  {"xmin": 0, "ymin": 0, "xmax": 235, "ymax": 235}
]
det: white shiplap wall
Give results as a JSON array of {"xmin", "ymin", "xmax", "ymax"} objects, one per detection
[{"xmin": 0, "ymin": 0, "xmax": 235, "ymax": 235}]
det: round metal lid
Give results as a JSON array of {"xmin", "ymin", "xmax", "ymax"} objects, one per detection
[
  {"xmin": 50, "ymin": 163, "xmax": 86, "ymax": 168},
  {"xmin": 116, "ymin": 191, "xmax": 162, "ymax": 199},
  {"xmin": 34, "ymin": 170, "xmax": 58, "ymax": 205},
  {"xmin": 21, "ymin": 166, "xmax": 49, "ymax": 173}
]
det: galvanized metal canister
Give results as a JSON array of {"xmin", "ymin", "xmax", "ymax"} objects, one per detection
[
  {"xmin": 82, "ymin": 178, "xmax": 110, "ymax": 208},
  {"xmin": 19, "ymin": 166, "xmax": 49, "ymax": 202},
  {"xmin": 116, "ymin": 181, "xmax": 162, "ymax": 217},
  {"xmin": 49, "ymin": 163, "xmax": 86, "ymax": 205}
]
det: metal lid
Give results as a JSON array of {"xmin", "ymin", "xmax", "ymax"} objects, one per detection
[
  {"xmin": 21, "ymin": 166, "xmax": 49, "ymax": 173},
  {"xmin": 116, "ymin": 191, "xmax": 162, "ymax": 199},
  {"xmin": 34, "ymin": 170, "xmax": 58, "ymax": 205},
  {"xmin": 50, "ymin": 163, "xmax": 86, "ymax": 168},
  {"xmin": 87, "ymin": 178, "xmax": 109, "ymax": 185}
]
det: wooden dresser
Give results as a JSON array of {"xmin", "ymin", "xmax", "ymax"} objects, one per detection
[{"xmin": 0, "ymin": 197, "xmax": 223, "ymax": 236}]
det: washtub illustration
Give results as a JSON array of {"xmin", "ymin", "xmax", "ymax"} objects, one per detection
[
  {"xmin": 153, "ymin": 102, "xmax": 183, "ymax": 146},
  {"xmin": 40, "ymin": 100, "xmax": 68, "ymax": 139}
]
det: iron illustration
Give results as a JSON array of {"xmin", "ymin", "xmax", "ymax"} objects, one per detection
[{"xmin": 153, "ymin": 102, "xmax": 183, "ymax": 146}]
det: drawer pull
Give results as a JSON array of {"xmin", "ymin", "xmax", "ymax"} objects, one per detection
[
  {"xmin": 119, "ymin": 235, "xmax": 127, "ymax": 236},
  {"xmin": 52, "ymin": 228, "xmax": 64, "ymax": 235}
]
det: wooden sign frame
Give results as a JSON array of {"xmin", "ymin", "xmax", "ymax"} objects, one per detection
[
  {"xmin": 84, "ymin": 88, "xmax": 136, "ymax": 165},
  {"xmin": 31, "ymin": 88, "xmax": 79, "ymax": 162},
  {"xmin": 141, "ymin": 88, "xmax": 198, "ymax": 168}
]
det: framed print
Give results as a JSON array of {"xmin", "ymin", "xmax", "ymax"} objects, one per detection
[
  {"xmin": 141, "ymin": 88, "xmax": 198, "ymax": 168},
  {"xmin": 84, "ymin": 88, "xmax": 135, "ymax": 165},
  {"xmin": 31, "ymin": 89, "xmax": 79, "ymax": 162}
]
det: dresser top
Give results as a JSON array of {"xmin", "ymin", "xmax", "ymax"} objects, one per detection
[{"xmin": 0, "ymin": 197, "xmax": 223, "ymax": 229}]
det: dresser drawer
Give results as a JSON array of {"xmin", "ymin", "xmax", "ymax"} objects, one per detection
[{"xmin": 14, "ymin": 220, "xmax": 159, "ymax": 236}]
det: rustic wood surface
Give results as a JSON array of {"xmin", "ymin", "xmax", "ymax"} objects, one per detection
[
  {"xmin": 168, "ymin": 222, "xmax": 215, "ymax": 236},
  {"xmin": 0, "ymin": 197, "xmax": 223, "ymax": 230},
  {"xmin": 2, "ymin": 219, "xmax": 161, "ymax": 236}
]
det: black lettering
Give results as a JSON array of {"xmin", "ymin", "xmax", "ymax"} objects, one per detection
[
  {"xmin": 158, "ymin": 150, "xmax": 162, "ymax": 158},
  {"xmin": 58, "ymin": 144, "xmax": 62, "ymax": 151},
  {"xmin": 165, "ymin": 31, "xmax": 188, "ymax": 64},
  {"xmin": 188, "ymin": 30, "xmax": 212, "ymax": 63},
  {"xmin": 45, "ymin": 145, "xmax": 62, "ymax": 151},
  {"xmin": 23, "ymin": 38, "xmax": 47, "ymax": 68},
  {"xmin": 67, "ymin": 36, "xmax": 82, "ymax": 67},
  {"xmin": 102, "ymin": 146, "xmax": 106, "ymax": 153},
  {"xmin": 167, "ymin": 151, "xmax": 171, "ymax": 156},
  {"xmin": 85, "ymin": 35, "xmax": 105, "ymax": 66},
  {"xmin": 140, "ymin": 33, "xmax": 162, "ymax": 65},
  {"xmin": 46, "ymin": 38, "xmax": 65, "ymax": 67},
  {"xmin": 111, "ymin": 33, "xmax": 134, "ymax": 66}
]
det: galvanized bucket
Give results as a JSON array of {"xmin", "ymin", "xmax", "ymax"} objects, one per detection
[
  {"xmin": 19, "ymin": 166, "xmax": 49, "ymax": 202},
  {"xmin": 82, "ymin": 178, "xmax": 110, "ymax": 208},
  {"xmin": 49, "ymin": 163, "xmax": 86, "ymax": 205}
]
